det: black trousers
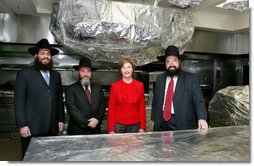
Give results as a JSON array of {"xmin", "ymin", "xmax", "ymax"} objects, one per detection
[
  {"xmin": 21, "ymin": 136, "xmax": 31, "ymax": 160},
  {"xmin": 159, "ymin": 115, "xmax": 177, "ymax": 131},
  {"xmin": 67, "ymin": 125, "xmax": 101, "ymax": 135}
]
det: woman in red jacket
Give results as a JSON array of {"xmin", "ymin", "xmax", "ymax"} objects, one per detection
[{"xmin": 107, "ymin": 57, "xmax": 146, "ymax": 134}]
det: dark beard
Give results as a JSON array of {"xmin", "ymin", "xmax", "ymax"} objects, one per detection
[
  {"xmin": 166, "ymin": 66, "xmax": 180, "ymax": 76},
  {"xmin": 34, "ymin": 58, "xmax": 53, "ymax": 71}
]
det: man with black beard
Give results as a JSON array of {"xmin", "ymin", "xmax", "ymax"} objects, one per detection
[
  {"xmin": 14, "ymin": 39, "xmax": 65, "ymax": 159},
  {"xmin": 65, "ymin": 57, "xmax": 106, "ymax": 135},
  {"xmin": 151, "ymin": 45, "xmax": 208, "ymax": 132}
]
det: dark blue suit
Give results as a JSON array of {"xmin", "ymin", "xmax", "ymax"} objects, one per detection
[
  {"xmin": 151, "ymin": 71, "xmax": 207, "ymax": 131},
  {"xmin": 14, "ymin": 66, "xmax": 65, "ymax": 135},
  {"xmin": 14, "ymin": 66, "xmax": 65, "ymax": 159}
]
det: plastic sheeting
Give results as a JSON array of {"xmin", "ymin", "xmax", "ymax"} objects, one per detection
[
  {"xmin": 49, "ymin": 0, "xmax": 195, "ymax": 66},
  {"xmin": 23, "ymin": 125, "xmax": 249, "ymax": 161},
  {"xmin": 208, "ymin": 86, "xmax": 249, "ymax": 127}
]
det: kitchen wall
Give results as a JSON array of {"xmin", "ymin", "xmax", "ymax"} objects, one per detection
[
  {"xmin": 0, "ymin": 13, "xmax": 249, "ymax": 54},
  {"xmin": 0, "ymin": 13, "xmax": 249, "ymax": 89},
  {"xmin": 0, "ymin": 12, "xmax": 249, "ymax": 137}
]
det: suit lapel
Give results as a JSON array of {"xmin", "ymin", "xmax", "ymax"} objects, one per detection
[
  {"xmin": 90, "ymin": 83, "xmax": 97, "ymax": 107},
  {"xmin": 48, "ymin": 70, "xmax": 58, "ymax": 88},
  {"xmin": 159, "ymin": 74, "xmax": 167, "ymax": 103},
  {"xmin": 174, "ymin": 71, "xmax": 184, "ymax": 99},
  {"xmin": 161, "ymin": 74, "xmax": 167, "ymax": 94},
  {"xmin": 36, "ymin": 69, "xmax": 49, "ymax": 87},
  {"xmin": 48, "ymin": 70, "xmax": 53, "ymax": 87}
]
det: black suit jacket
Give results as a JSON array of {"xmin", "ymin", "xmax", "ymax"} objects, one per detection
[
  {"xmin": 14, "ymin": 66, "xmax": 65, "ymax": 135},
  {"xmin": 151, "ymin": 71, "xmax": 207, "ymax": 131},
  {"xmin": 65, "ymin": 81, "xmax": 106, "ymax": 135}
]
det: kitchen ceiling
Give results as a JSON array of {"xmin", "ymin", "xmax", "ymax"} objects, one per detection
[{"xmin": 0, "ymin": 0, "xmax": 52, "ymax": 15}]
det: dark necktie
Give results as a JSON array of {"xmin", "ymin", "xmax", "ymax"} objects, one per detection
[
  {"xmin": 85, "ymin": 85, "xmax": 92, "ymax": 103},
  {"xmin": 163, "ymin": 76, "xmax": 174, "ymax": 121},
  {"xmin": 42, "ymin": 70, "xmax": 50, "ymax": 86}
]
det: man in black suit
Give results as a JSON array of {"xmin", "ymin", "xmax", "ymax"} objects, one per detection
[
  {"xmin": 65, "ymin": 57, "xmax": 106, "ymax": 135},
  {"xmin": 14, "ymin": 39, "xmax": 65, "ymax": 159},
  {"xmin": 151, "ymin": 45, "xmax": 208, "ymax": 132}
]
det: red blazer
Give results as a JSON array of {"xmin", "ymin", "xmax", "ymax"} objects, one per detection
[{"xmin": 107, "ymin": 79, "xmax": 146, "ymax": 132}]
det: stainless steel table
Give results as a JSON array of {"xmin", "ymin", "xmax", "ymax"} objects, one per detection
[{"xmin": 23, "ymin": 125, "xmax": 249, "ymax": 161}]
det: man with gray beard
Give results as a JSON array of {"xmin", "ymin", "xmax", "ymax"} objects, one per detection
[
  {"xmin": 14, "ymin": 39, "xmax": 65, "ymax": 159},
  {"xmin": 65, "ymin": 57, "xmax": 106, "ymax": 135}
]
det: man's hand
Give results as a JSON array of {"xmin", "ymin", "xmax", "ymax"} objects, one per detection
[
  {"xmin": 58, "ymin": 122, "xmax": 64, "ymax": 132},
  {"xmin": 20, "ymin": 126, "xmax": 31, "ymax": 138},
  {"xmin": 198, "ymin": 119, "xmax": 208, "ymax": 130},
  {"xmin": 87, "ymin": 118, "xmax": 99, "ymax": 128},
  {"xmin": 139, "ymin": 129, "xmax": 145, "ymax": 133}
]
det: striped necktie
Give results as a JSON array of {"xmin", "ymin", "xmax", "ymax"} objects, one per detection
[{"xmin": 85, "ymin": 85, "xmax": 91, "ymax": 103}]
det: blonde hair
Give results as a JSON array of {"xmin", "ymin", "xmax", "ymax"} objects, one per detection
[{"xmin": 118, "ymin": 57, "xmax": 136, "ymax": 72}]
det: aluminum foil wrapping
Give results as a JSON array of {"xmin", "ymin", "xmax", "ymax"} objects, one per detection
[
  {"xmin": 208, "ymin": 86, "xmax": 249, "ymax": 127},
  {"xmin": 223, "ymin": 0, "xmax": 249, "ymax": 12},
  {"xmin": 50, "ymin": 0, "xmax": 194, "ymax": 66},
  {"xmin": 167, "ymin": 0, "xmax": 204, "ymax": 8}
]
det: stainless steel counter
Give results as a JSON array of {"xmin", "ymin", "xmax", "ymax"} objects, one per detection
[{"xmin": 23, "ymin": 125, "xmax": 249, "ymax": 161}]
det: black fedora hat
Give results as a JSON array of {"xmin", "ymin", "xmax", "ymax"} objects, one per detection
[
  {"xmin": 73, "ymin": 57, "xmax": 96, "ymax": 71},
  {"xmin": 28, "ymin": 38, "xmax": 59, "ymax": 56},
  {"xmin": 157, "ymin": 45, "xmax": 181, "ymax": 62}
]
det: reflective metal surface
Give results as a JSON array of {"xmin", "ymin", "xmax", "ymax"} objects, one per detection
[{"xmin": 24, "ymin": 125, "xmax": 249, "ymax": 161}]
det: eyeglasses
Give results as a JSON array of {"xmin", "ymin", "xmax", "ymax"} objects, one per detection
[
  {"xmin": 38, "ymin": 51, "xmax": 51, "ymax": 56},
  {"xmin": 166, "ymin": 59, "xmax": 178, "ymax": 65}
]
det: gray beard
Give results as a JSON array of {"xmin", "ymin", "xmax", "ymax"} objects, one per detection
[{"xmin": 80, "ymin": 78, "xmax": 91, "ymax": 86}]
